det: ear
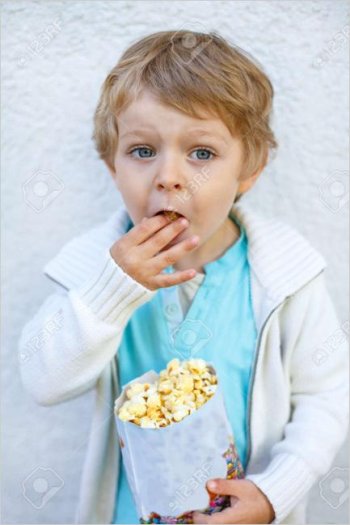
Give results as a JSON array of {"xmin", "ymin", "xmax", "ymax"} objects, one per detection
[
  {"xmin": 237, "ymin": 153, "xmax": 267, "ymax": 196},
  {"xmin": 237, "ymin": 167, "xmax": 262, "ymax": 195}
]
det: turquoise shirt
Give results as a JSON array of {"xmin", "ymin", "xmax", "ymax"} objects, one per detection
[{"xmin": 112, "ymin": 214, "xmax": 258, "ymax": 523}]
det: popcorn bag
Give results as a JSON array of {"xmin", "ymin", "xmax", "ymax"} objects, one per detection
[{"xmin": 114, "ymin": 359, "xmax": 245, "ymax": 524}]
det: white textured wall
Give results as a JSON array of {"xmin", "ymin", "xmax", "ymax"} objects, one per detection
[{"xmin": 2, "ymin": 1, "xmax": 349, "ymax": 523}]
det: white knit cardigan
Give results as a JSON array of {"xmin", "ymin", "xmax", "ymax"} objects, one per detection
[{"xmin": 18, "ymin": 202, "xmax": 349, "ymax": 524}]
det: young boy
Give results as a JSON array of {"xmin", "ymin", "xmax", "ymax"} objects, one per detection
[{"xmin": 19, "ymin": 31, "xmax": 349, "ymax": 524}]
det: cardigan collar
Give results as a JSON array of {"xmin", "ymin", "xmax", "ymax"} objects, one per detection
[{"xmin": 43, "ymin": 202, "xmax": 327, "ymax": 329}]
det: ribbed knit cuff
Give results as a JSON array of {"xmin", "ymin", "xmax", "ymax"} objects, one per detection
[
  {"xmin": 73, "ymin": 248, "xmax": 157, "ymax": 324},
  {"xmin": 245, "ymin": 453, "xmax": 317, "ymax": 523}
]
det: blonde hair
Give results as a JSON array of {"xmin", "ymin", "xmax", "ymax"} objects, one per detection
[{"xmin": 92, "ymin": 30, "xmax": 278, "ymax": 193}]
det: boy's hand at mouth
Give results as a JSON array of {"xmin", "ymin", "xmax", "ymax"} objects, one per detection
[{"xmin": 109, "ymin": 214, "xmax": 200, "ymax": 290}]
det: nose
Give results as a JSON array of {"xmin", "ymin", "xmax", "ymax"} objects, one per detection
[
  {"xmin": 156, "ymin": 179, "xmax": 182, "ymax": 191},
  {"xmin": 154, "ymin": 155, "xmax": 185, "ymax": 192}
]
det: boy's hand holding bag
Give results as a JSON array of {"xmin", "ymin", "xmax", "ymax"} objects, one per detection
[{"xmin": 114, "ymin": 358, "xmax": 245, "ymax": 524}]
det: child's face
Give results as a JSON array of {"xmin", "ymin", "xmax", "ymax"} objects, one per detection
[{"xmin": 107, "ymin": 89, "xmax": 261, "ymax": 271}]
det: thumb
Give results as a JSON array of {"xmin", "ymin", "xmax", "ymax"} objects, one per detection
[
  {"xmin": 206, "ymin": 478, "xmax": 245, "ymax": 496},
  {"xmin": 192, "ymin": 511, "xmax": 211, "ymax": 524}
]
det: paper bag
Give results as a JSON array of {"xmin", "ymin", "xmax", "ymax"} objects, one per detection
[{"xmin": 114, "ymin": 364, "xmax": 244, "ymax": 523}]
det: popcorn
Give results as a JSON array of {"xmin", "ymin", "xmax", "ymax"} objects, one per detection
[
  {"xmin": 139, "ymin": 417, "xmax": 157, "ymax": 429},
  {"xmin": 116, "ymin": 359, "xmax": 218, "ymax": 429},
  {"xmin": 126, "ymin": 382, "xmax": 149, "ymax": 399},
  {"xmin": 147, "ymin": 393, "xmax": 161, "ymax": 407},
  {"xmin": 114, "ymin": 359, "xmax": 245, "ymax": 523},
  {"xmin": 163, "ymin": 210, "xmax": 182, "ymax": 222}
]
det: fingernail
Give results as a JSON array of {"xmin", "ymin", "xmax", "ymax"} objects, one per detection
[{"xmin": 207, "ymin": 480, "xmax": 217, "ymax": 490}]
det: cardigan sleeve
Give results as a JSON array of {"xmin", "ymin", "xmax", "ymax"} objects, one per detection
[
  {"xmin": 245, "ymin": 272, "xmax": 349, "ymax": 523},
  {"xmin": 18, "ymin": 248, "xmax": 157, "ymax": 406}
]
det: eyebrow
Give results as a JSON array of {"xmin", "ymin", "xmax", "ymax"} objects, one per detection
[
  {"xmin": 119, "ymin": 127, "xmax": 229, "ymax": 145},
  {"xmin": 120, "ymin": 128, "xmax": 158, "ymax": 140},
  {"xmin": 186, "ymin": 128, "xmax": 229, "ymax": 145}
]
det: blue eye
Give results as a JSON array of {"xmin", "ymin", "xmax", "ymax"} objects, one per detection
[
  {"xmin": 190, "ymin": 148, "xmax": 215, "ymax": 161},
  {"xmin": 128, "ymin": 146, "xmax": 216, "ymax": 160},
  {"xmin": 129, "ymin": 147, "xmax": 154, "ymax": 158}
]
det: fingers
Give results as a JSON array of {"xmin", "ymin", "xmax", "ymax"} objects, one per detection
[
  {"xmin": 124, "ymin": 214, "xmax": 172, "ymax": 246},
  {"xmin": 192, "ymin": 508, "xmax": 238, "ymax": 524},
  {"xmin": 192, "ymin": 512, "xmax": 211, "ymax": 524},
  {"xmin": 142, "ymin": 216, "xmax": 191, "ymax": 258},
  {"xmin": 149, "ymin": 267, "xmax": 197, "ymax": 289},
  {"xmin": 206, "ymin": 478, "xmax": 246, "ymax": 497},
  {"xmin": 111, "ymin": 213, "xmax": 201, "ymax": 290},
  {"xmin": 152, "ymin": 234, "xmax": 200, "ymax": 271}
]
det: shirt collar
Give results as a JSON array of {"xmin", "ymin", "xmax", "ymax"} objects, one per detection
[
  {"xmin": 43, "ymin": 202, "xmax": 327, "ymax": 307},
  {"xmin": 231, "ymin": 202, "xmax": 327, "ymax": 304}
]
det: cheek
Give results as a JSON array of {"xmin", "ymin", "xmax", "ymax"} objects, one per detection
[
  {"xmin": 116, "ymin": 170, "xmax": 145, "ymax": 197},
  {"xmin": 115, "ymin": 178, "xmax": 148, "ymax": 223},
  {"xmin": 190, "ymin": 184, "xmax": 236, "ymax": 233},
  {"xmin": 191, "ymin": 174, "xmax": 234, "ymax": 209},
  {"xmin": 194, "ymin": 162, "xmax": 236, "ymax": 192}
]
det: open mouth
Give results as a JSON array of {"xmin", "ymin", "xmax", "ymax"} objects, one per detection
[{"xmin": 154, "ymin": 210, "xmax": 185, "ymax": 222}]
